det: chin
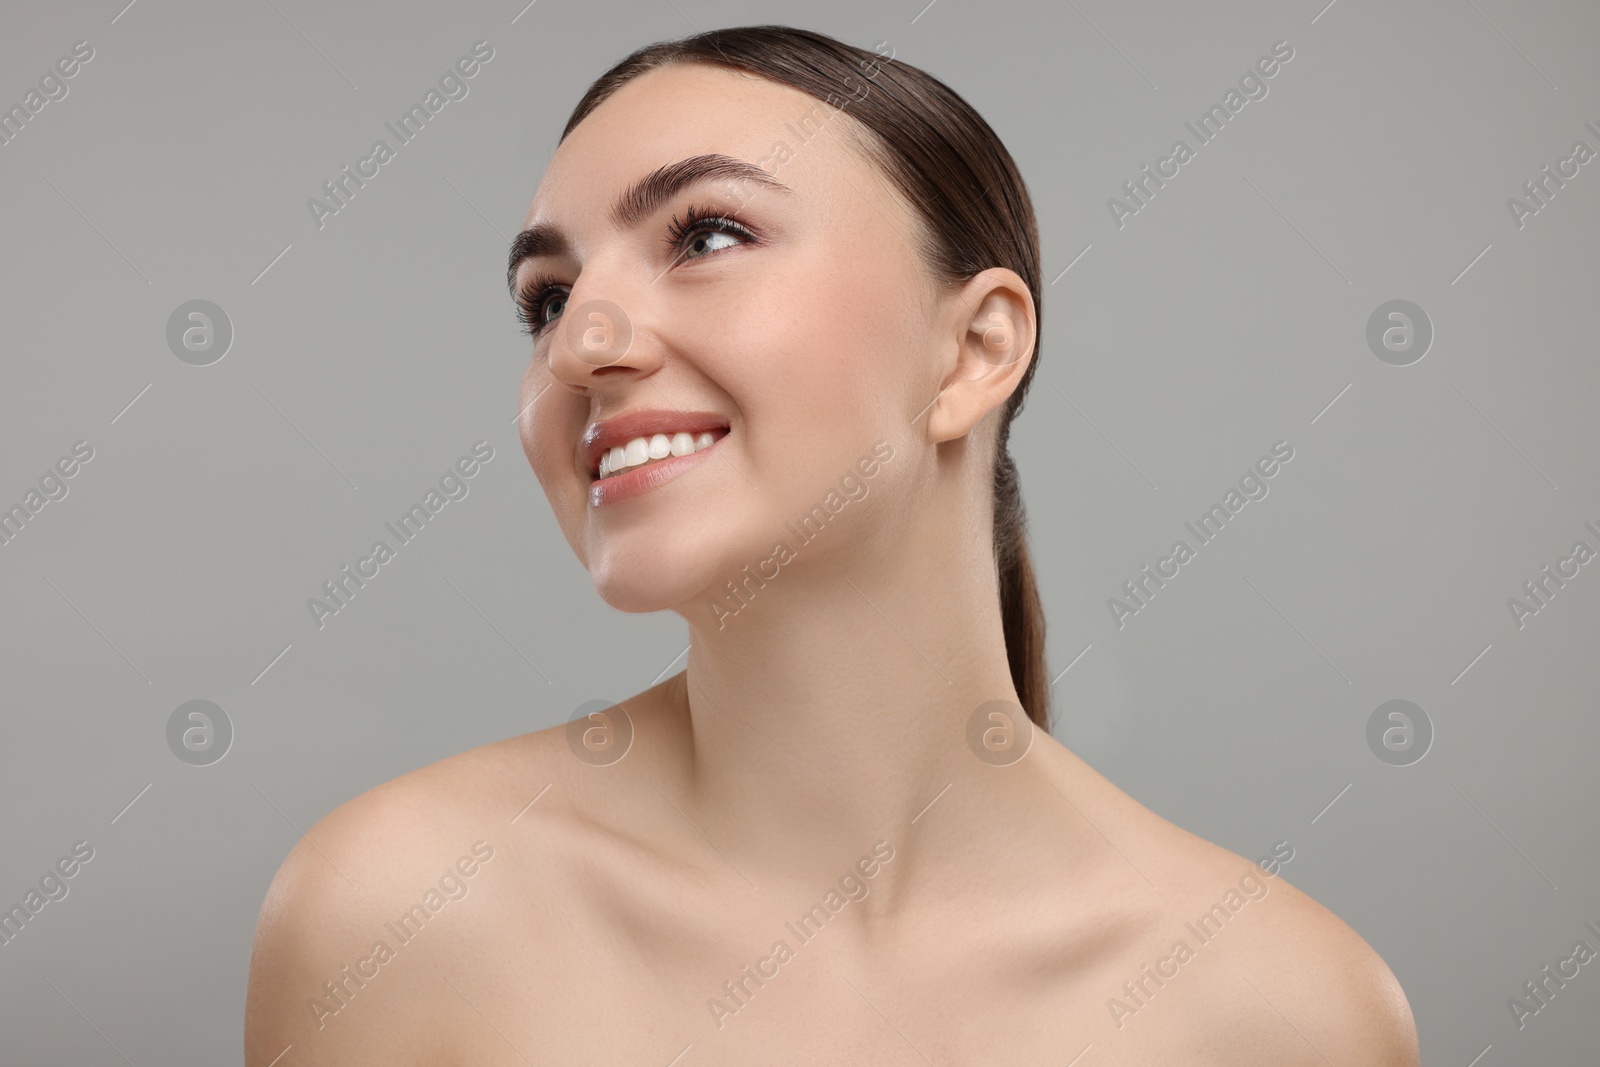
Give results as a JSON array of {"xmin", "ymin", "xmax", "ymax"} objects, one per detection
[
  {"xmin": 590, "ymin": 573, "xmax": 683, "ymax": 615},
  {"xmin": 585, "ymin": 543, "xmax": 722, "ymax": 617},
  {"xmin": 587, "ymin": 512, "xmax": 804, "ymax": 622},
  {"xmin": 579, "ymin": 487, "xmax": 787, "ymax": 616}
]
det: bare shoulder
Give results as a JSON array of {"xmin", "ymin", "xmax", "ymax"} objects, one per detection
[
  {"xmin": 1037, "ymin": 742, "xmax": 1417, "ymax": 1064},
  {"xmin": 1255, "ymin": 871, "xmax": 1417, "ymax": 1063},
  {"xmin": 242, "ymin": 723, "xmax": 582, "ymax": 1067},
  {"xmin": 1156, "ymin": 830, "xmax": 1420, "ymax": 1065}
]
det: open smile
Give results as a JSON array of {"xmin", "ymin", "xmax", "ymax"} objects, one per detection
[{"xmin": 580, "ymin": 409, "xmax": 731, "ymax": 507}]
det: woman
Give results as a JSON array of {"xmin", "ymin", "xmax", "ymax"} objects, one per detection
[{"xmin": 246, "ymin": 26, "xmax": 1419, "ymax": 1064}]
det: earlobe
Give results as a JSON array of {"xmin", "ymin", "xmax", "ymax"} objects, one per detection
[{"xmin": 925, "ymin": 269, "xmax": 1035, "ymax": 445}]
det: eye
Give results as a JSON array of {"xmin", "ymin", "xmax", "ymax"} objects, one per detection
[
  {"xmin": 665, "ymin": 204, "xmax": 757, "ymax": 264},
  {"xmin": 515, "ymin": 275, "xmax": 568, "ymax": 337},
  {"xmin": 537, "ymin": 289, "xmax": 568, "ymax": 328},
  {"xmin": 681, "ymin": 228, "xmax": 742, "ymax": 260}
]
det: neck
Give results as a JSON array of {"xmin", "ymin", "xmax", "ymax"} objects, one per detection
[{"xmin": 661, "ymin": 486, "xmax": 1045, "ymax": 897}]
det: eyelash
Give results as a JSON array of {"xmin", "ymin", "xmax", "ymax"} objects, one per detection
[
  {"xmin": 513, "ymin": 271, "xmax": 566, "ymax": 339},
  {"xmin": 514, "ymin": 204, "xmax": 757, "ymax": 338},
  {"xmin": 662, "ymin": 203, "xmax": 755, "ymax": 257}
]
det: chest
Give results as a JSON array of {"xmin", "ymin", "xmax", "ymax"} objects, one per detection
[{"xmin": 435, "ymin": 919, "xmax": 1262, "ymax": 1066}]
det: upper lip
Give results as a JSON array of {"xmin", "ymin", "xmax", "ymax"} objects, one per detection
[{"xmin": 580, "ymin": 409, "xmax": 731, "ymax": 476}]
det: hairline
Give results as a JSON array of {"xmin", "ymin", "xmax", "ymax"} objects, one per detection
[{"xmin": 559, "ymin": 56, "xmax": 954, "ymax": 287}]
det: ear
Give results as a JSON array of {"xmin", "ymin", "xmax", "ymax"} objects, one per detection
[{"xmin": 925, "ymin": 267, "xmax": 1036, "ymax": 446}]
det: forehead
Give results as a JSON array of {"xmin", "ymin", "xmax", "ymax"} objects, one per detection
[{"xmin": 523, "ymin": 63, "xmax": 861, "ymax": 228}]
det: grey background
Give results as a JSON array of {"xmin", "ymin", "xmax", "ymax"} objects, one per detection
[{"xmin": 1, "ymin": 0, "xmax": 1596, "ymax": 1062}]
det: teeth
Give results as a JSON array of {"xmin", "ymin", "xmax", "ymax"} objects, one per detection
[{"xmin": 599, "ymin": 430, "xmax": 722, "ymax": 479}]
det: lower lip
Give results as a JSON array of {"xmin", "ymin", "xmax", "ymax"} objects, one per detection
[{"xmin": 588, "ymin": 434, "xmax": 726, "ymax": 508}]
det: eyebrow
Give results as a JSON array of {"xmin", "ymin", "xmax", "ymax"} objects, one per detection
[{"xmin": 505, "ymin": 153, "xmax": 792, "ymax": 292}]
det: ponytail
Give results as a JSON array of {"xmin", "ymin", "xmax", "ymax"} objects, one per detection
[{"xmin": 993, "ymin": 450, "xmax": 1049, "ymax": 731}]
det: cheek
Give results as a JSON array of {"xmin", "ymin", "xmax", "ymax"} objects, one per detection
[
  {"xmin": 517, "ymin": 362, "xmax": 547, "ymax": 454},
  {"xmin": 519, "ymin": 363, "xmax": 582, "ymax": 499},
  {"xmin": 716, "ymin": 305, "xmax": 854, "ymax": 477},
  {"xmin": 729, "ymin": 255, "xmax": 909, "ymax": 415},
  {"xmin": 819, "ymin": 245, "xmax": 926, "ymax": 381},
  {"xmin": 520, "ymin": 360, "xmax": 562, "ymax": 438}
]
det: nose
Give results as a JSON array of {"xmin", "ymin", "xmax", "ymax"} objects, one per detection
[{"xmin": 546, "ymin": 268, "xmax": 664, "ymax": 388}]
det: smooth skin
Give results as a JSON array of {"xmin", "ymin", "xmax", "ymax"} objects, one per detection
[{"xmin": 245, "ymin": 62, "xmax": 1420, "ymax": 1065}]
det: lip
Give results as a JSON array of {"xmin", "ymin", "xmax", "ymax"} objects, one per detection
[
  {"xmin": 580, "ymin": 408, "xmax": 732, "ymax": 508},
  {"xmin": 580, "ymin": 409, "xmax": 731, "ymax": 477},
  {"xmin": 587, "ymin": 433, "xmax": 726, "ymax": 507}
]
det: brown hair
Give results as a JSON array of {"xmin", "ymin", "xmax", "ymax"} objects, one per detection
[{"xmin": 560, "ymin": 26, "xmax": 1050, "ymax": 730}]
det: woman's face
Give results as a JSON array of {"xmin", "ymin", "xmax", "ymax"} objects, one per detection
[{"xmin": 513, "ymin": 62, "xmax": 950, "ymax": 617}]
